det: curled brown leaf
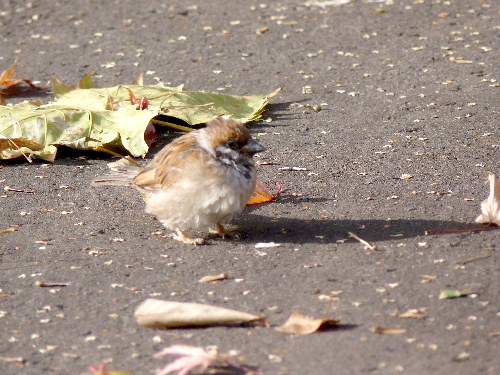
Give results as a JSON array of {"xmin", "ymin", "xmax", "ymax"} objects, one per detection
[{"xmin": 275, "ymin": 311, "xmax": 340, "ymax": 335}]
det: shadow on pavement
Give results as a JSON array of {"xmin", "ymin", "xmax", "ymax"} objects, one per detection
[{"xmin": 241, "ymin": 214, "xmax": 488, "ymax": 244}]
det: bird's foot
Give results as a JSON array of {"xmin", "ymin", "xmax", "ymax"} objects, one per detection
[
  {"xmin": 210, "ymin": 224, "xmax": 240, "ymax": 239},
  {"xmin": 172, "ymin": 228, "xmax": 205, "ymax": 245}
]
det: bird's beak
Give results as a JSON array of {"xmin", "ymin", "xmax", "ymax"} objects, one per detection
[{"xmin": 242, "ymin": 139, "xmax": 265, "ymax": 155}]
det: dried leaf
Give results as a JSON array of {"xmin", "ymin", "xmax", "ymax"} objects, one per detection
[
  {"xmin": 275, "ymin": 311, "xmax": 340, "ymax": 335},
  {"xmin": 126, "ymin": 88, "xmax": 149, "ymax": 110},
  {"xmin": 134, "ymin": 299, "xmax": 266, "ymax": 328},
  {"xmin": 0, "ymin": 59, "xmax": 45, "ymax": 103},
  {"xmin": 439, "ymin": 289, "xmax": 472, "ymax": 300},
  {"xmin": 53, "ymin": 82, "xmax": 279, "ymax": 125},
  {"xmin": 475, "ymin": 173, "xmax": 500, "ymax": 226},
  {"xmin": 371, "ymin": 326, "xmax": 406, "ymax": 335},
  {"xmin": 154, "ymin": 345, "xmax": 215, "ymax": 375},
  {"xmin": 247, "ymin": 180, "xmax": 283, "ymax": 205},
  {"xmin": 51, "ymin": 73, "xmax": 97, "ymax": 97},
  {"xmin": 1, "ymin": 76, "xmax": 279, "ymax": 161},
  {"xmin": 0, "ymin": 101, "xmax": 156, "ymax": 161},
  {"xmin": 0, "ymin": 60, "xmax": 19, "ymax": 87}
]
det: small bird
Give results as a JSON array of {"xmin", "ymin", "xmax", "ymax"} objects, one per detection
[{"xmin": 93, "ymin": 117, "xmax": 265, "ymax": 245}]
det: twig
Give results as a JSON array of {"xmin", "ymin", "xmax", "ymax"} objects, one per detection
[
  {"xmin": 425, "ymin": 226, "xmax": 495, "ymax": 235},
  {"xmin": 457, "ymin": 249, "xmax": 493, "ymax": 265},
  {"xmin": 93, "ymin": 146, "xmax": 141, "ymax": 167},
  {"xmin": 35, "ymin": 281, "xmax": 71, "ymax": 287},
  {"xmin": 348, "ymin": 231, "xmax": 378, "ymax": 251},
  {"xmin": 0, "ymin": 227, "xmax": 17, "ymax": 234}
]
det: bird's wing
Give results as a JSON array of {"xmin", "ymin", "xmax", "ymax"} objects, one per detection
[{"xmin": 133, "ymin": 133, "xmax": 206, "ymax": 190}]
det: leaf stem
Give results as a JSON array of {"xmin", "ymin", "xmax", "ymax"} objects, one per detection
[
  {"xmin": 425, "ymin": 226, "xmax": 495, "ymax": 235},
  {"xmin": 151, "ymin": 119, "xmax": 194, "ymax": 132},
  {"xmin": 93, "ymin": 146, "xmax": 141, "ymax": 167}
]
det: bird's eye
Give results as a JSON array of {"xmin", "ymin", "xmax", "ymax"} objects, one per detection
[{"xmin": 227, "ymin": 140, "xmax": 240, "ymax": 149}]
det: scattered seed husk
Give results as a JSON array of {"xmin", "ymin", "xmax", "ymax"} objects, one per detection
[
  {"xmin": 371, "ymin": 326, "xmax": 406, "ymax": 335},
  {"xmin": 397, "ymin": 308, "xmax": 428, "ymax": 319},
  {"xmin": 0, "ymin": 356, "xmax": 25, "ymax": 363},
  {"xmin": 254, "ymin": 242, "xmax": 282, "ymax": 249},
  {"xmin": 453, "ymin": 352, "xmax": 471, "ymax": 362},
  {"xmin": 199, "ymin": 273, "xmax": 228, "ymax": 283}
]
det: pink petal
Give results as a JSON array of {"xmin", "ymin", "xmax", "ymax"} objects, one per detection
[
  {"xmin": 154, "ymin": 345, "xmax": 212, "ymax": 359},
  {"xmin": 156, "ymin": 355, "xmax": 211, "ymax": 375}
]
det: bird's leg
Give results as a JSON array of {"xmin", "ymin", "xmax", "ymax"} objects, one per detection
[
  {"xmin": 210, "ymin": 223, "xmax": 240, "ymax": 239},
  {"xmin": 172, "ymin": 228, "xmax": 205, "ymax": 245}
]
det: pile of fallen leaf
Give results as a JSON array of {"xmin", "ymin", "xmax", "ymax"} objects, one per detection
[{"xmin": 0, "ymin": 60, "xmax": 279, "ymax": 162}]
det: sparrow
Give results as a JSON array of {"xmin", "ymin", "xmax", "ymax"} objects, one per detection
[{"xmin": 93, "ymin": 117, "xmax": 265, "ymax": 245}]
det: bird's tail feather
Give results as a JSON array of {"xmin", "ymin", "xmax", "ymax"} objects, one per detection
[
  {"xmin": 92, "ymin": 172, "xmax": 136, "ymax": 186},
  {"xmin": 92, "ymin": 159, "xmax": 142, "ymax": 187}
]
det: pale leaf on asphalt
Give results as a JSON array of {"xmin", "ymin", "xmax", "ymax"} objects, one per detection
[{"xmin": 134, "ymin": 299, "xmax": 266, "ymax": 328}]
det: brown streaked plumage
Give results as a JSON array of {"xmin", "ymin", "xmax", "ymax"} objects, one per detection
[{"xmin": 93, "ymin": 117, "xmax": 265, "ymax": 245}]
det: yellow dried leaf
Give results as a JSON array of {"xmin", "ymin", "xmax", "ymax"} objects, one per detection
[{"xmin": 247, "ymin": 180, "xmax": 282, "ymax": 205}]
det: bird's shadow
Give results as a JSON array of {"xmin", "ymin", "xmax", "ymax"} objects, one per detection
[
  {"xmin": 257, "ymin": 101, "xmax": 307, "ymax": 123},
  {"xmin": 238, "ymin": 214, "xmax": 489, "ymax": 244}
]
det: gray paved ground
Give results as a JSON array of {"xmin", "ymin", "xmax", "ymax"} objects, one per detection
[{"xmin": 1, "ymin": 0, "xmax": 499, "ymax": 374}]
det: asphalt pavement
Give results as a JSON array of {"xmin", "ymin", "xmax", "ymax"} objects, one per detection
[{"xmin": 1, "ymin": 1, "xmax": 499, "ymax": 374}]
